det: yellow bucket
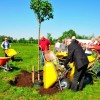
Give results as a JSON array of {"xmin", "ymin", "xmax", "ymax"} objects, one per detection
[
  {"xmin": 5, "ymin": 49, "xmax": 17, "ymax": 57},
  {"xmin": 43, "ymin": 62, "xmax": 58, "ymax": 89}
]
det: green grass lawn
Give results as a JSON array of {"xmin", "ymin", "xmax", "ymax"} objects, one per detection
[{"xmin": 0, "ymin": 43, "xmax": 100, "ymax": 100}]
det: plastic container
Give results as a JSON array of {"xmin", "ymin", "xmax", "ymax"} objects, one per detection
[
  {"xmin": 0, "ymin": 57, "xmax": 11, "ymax": 66},
  {"xmin": 43, "ymin": 61, "xmax": 58, "ymax": 89},
  {"xmin": 5, "ymin": 49, "xmax": 17, "ymax": 57}
]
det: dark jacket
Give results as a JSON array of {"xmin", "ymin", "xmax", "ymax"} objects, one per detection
[{"xmin": 64, "ymin": 41, "xmax": 89, "ymax": 70}]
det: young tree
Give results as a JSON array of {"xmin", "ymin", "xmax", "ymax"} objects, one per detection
[{"xmin": 30, "ymin": 0, "xmax": 53, "ymax": 80}]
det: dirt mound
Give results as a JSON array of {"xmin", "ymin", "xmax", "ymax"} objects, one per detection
[
  {"xmin": 16, "ymin": 71, "xmax": 34, "ymax": 87},
  {"xmin": 9, "ymin": 70, "xmax": 61, "ymax": 95},
  {"xmin": 38, "ymin": 86, "xmax": 61, "ymax": 96}
]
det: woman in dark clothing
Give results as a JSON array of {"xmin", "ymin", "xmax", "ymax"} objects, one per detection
[{"xmin": 1, "ymin": 37, "xmax": 10, "ymax": 57}]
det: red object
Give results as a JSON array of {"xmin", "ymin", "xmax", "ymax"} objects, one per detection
[
  {"xmin": 94, "ymin": 45, "xmax": 100, "ymax": 50},
  {"xmin": 0, "ymin": 57, "xmax": 11, "ymax": 65},
  {"xmin": 39, "ymin": 38, "xmax": 51, "ymax": 51}
]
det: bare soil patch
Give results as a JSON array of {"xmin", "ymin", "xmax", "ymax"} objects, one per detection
[{"xmin": 9, "ymin": 70, "xmax": 61, "ymax": 95}]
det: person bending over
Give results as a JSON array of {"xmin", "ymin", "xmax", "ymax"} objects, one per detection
[{"xmin": 64, "ymin": 38, "xmax": 89, "ymax": 92}]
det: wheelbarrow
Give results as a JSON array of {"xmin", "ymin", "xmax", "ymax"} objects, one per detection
[
  {"xmin": 0, "ymin": 57, "xmax": 12, "ymax": 72},
  {"xmin": 56, "ymin": 52, "xmax": 96, "ymax": 88},
  {"xmin": 5, "ymin": 49, "xmax": 17, "ymax": 57},
  {"xmin": 5, "ymin": 49, "xmax": 18, "ymax": 61},
  {"xmin": 43, "ymin": 51, "xmax": 96, "ymax": 90},
  {"xmin": 43, "ymin": 50, "xmax": 70, "ymax": 90}
]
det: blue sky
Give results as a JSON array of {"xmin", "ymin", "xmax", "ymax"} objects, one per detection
[{"xmin": 0, "ymin": 0, "xmax": 100, "ymax": 39}]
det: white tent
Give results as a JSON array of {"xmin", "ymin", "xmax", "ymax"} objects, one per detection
[{"xmin": 77, "ymin": 39, "xmax": 91, "ymax": 44}]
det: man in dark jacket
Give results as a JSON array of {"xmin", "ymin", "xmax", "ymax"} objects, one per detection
[{"xmin": 64, "ymin": 38, "xmax": 89, "ymax": 92}]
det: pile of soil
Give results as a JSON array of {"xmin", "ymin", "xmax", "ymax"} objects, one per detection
[
  {"xmin": 38, "ymin": 86, "xmax": 61, "ymax": 96},
  {"xmin": 15, "ymin": 71, "xmax": 34, "ymax": 87},
  {"xmin": 9, "ymin": 70, "xmax": 61, "ymax": 95}
]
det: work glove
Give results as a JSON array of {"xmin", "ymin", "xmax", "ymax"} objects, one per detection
[{"xmin": 61, "ymin": 65, "xmax": 65, "ymax": 68}]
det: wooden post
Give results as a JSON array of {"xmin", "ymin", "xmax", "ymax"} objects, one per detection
[{"xmin": 32, "ymin": 66, "xmax": 34, "ymax": 83}]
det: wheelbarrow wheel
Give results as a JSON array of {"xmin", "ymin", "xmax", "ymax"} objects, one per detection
[
  {"xmin": 60, "ymin": 78, "xmax": 70, "ymax": 90},
  {"xmin": 84, "ymin": 73, "xmax": 93, "ymax": 85}
]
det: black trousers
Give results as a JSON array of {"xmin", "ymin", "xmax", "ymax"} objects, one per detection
[
  {"xmin": 4, "ymin": 50, "xmax": 8, "ymax": 57},
  {"xmin": 71, "ymin": 64, "xmax": 88, "ymax": 91}
]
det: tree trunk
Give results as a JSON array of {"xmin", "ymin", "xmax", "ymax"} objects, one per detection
[{"xmin": 38, "ymin": 22, "xmax": 41, "ymax": 81}]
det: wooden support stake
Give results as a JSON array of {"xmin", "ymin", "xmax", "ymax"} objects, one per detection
[
  {"xmin": 32, "ymin": 66, "xmax": 34, "ymax": 83},
  {"xmin": 38, "ymin": 71, "xmax": 40, "ymax": 81}
]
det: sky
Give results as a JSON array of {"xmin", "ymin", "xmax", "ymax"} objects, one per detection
[{"xmin": 0, "ymin": 0, "xmax": 100, "ymax": 39}]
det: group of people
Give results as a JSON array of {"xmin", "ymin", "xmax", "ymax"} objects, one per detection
[
  {"xmin": 54, "ymin": 36, "xmax": 100, "ymax": 54},
  {"xmin": 80, "ymin": 37, "xmax": 100, "ymax": 56},
  {"xmin": 39, "ymin": 35, "xmax": 100, "ymax": 92},
  {"xmin": 1, "ymin": 35, "xmax": 100, "ymax": 92},
  {"xmin": 54, "ymin": 39, "xmax": 68, "ymax": 53}
]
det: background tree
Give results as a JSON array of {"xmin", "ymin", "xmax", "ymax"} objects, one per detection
[
  {"xmin": 29, "ymin": 37, "xmax": 34, "ymax": 43},
  {"xmin": 59, "ymin": 29, "xmax": 77, "ymax": 41},
  {"xmin": 76, "ymin": 34, "xmax": 90, "ymax": 39},
  {"xmin": 0, "ymin": 35, "xmax": 5, "ymax": 42},
  {"xmin": 30, "ymin": 0, "xmax": 53, "ymax": 80},
  {"xmin": 18, "ymin": 38, "xmax": 26, "ymax": 43},
  {"xmin": 47, "ymin": 33, "xmax": 53, "ymax": 44}
]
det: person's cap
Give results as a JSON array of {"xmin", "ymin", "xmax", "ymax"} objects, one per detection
[{"xmin": 72, "ymin": 36, "xmax": 76, "ymax": 39}]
